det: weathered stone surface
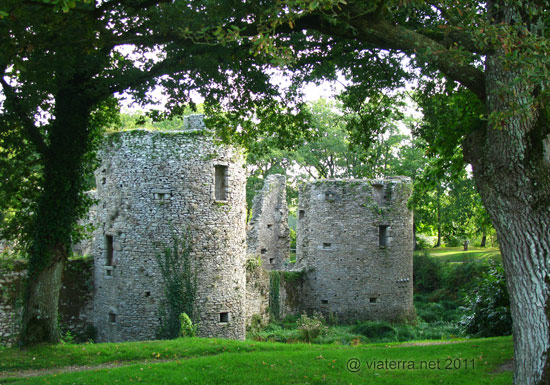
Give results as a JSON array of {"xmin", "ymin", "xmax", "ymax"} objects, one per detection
[
  {"xmin": 91, "ymin": 115, "xmax": 247, "ymax": 342},
  {"xmin": 295, "ymin": 178, "xmax": 415, "ymax": 322},
  {"xmin": 246, "ymin": 174, "xmax": 290, "ymax": 270},
  {"xmin": 0, "ymin": 259, "xmax": 94, "ymax": 346}
]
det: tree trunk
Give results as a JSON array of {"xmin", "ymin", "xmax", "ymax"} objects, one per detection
[
  {"xmin": 480, "ymin": 232, "xmax": 487, "ymax": 247},
  {"xmin": 19, "ymin": 86, "xmax": 93, "ymax": 346},
  {"xmin": 19, "ymin": 248, "xmax": 65, "ymax": 345},
  {"xmin": 435, "ymin": 203, "xmax": 442, "ymax": 247},
  {"xmin": 465, "ymin": 49, "xmax": 550, "ymax": 385}
]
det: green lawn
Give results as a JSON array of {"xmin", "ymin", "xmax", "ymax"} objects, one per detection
[
  {"xmin": 417, "ymin": 247, "xmax": 501, "ymax": 263},
  {"xmin": 0, "ymin": 336, "xmax": 513, "ymax": 384}
]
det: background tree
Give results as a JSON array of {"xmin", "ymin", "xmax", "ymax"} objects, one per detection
[
  {"xmin": 226, "ymin": 2, "xmax": 550, "ymax": 383},
  {"xmin": 0, "ymin": 0, "xmax": 309, "ymax": 345}
]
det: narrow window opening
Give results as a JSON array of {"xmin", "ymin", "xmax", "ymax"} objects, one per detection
[
  {"xmin": 269, "ymin": 257, "xmax": 274, "ymax": 264},
  {"xmin": 321, "ymin": 300, "xmax": 328, "ymax": 304},
  {"xmin": 214, "ymin": 165, "xmax": 228, "ymax": 201},
  {"xmin": 106, "ymin": 270, "xmax": 111, "ymax": 277},
  {"xmin": 379, "ymin": 225, "xmax": 389, "ymax": 247},
  {"xmin": 299, "ymin": 210, "xmax": 305, "ymax": 219},
  {"xmin": 105, "ymin": 235, "xmax": 114, "ymax": 266},
  {"xmin": 109, "ymin": 312, "xmax": 116, "ymax": 323},
  {"xmin": 145, "ymin": 291, "xmax": 151, "ymax": 297},
  {"xmin": 102, "ymin": 177, "xmax": 106, "ymax": 185},
  {"xmin": 322, "ymin": 242, "xmax": 331, "ymax": 249},
  {"xmin": 370, "ymin": 297, "xmax": 377, "ymax": 304},
  {"xmin": 267, "ymin": 224, "xmax": 273, "ymax": 229},
  {"xmin": 373, "ymin": 184, "xmax": 385, "ymax": 206},
  {"xmin": 219, "ymin": 312, "xmax": 229, "ymax": 323},
  {"xmin": 261, "ymin": 248, "xmax": 267, "ymax": 255}
]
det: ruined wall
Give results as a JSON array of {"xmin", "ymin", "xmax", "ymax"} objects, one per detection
[
  {"xmin": 296, "ymin": 178, "xmax": 415, "ymax": 323},
  {"xmin": 92, "ymin": 115, "xmax": 247, "ymax": 342},
  {"xmin": 245, "ymin": 261, "xmax": 270, "ymax": 327},
  {"xmin": 246, "ymin": 174, "xmax": 290, "ymax": 270},
  {"xmin": 0, "ymin": 259, "xmax": 94, "ymax": 346}
]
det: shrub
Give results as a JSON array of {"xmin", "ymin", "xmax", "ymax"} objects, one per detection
[
  {"xmin": 296, "ymin": 312, "xmax": 327, "ymax": 343},
  {"xmin": 178, "ymin": 312, "xmax": 197, "ymax": 337},
  {"xmin": 461, "ymin": 261, "xmax": 512, "ymax": 337},
  {"xmin": 351, "ymin": 321, "xmax": 397, "ymax": 341},
  {"xmin": 413, "ymin": 251, "xmax": 443, "ymax": 293}
]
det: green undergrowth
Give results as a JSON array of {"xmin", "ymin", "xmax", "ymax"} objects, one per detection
[{"xmin": 0, "ymin": 336, "xmax": 513, "ymax": 384}]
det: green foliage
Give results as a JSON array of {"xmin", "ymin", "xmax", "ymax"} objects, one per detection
[
  {"xmin": 156, "ymin": 233, "xmax": 197, "ymax": 340},
  {"xmin": 269, "ymin": 271, "xmax": 281, "ymax": 321},
  {"xmin": 351, "ymin": 321, "xmax": 397, "ymax": 340},
  {"xmin": 296, "ymin": 312, "xmax": 327, "ymax": 343},
  {"xmin": 178, "ymin": 313, "xmax": 197, "ymax": 338},
  {"xmin": 413, "ymin": 251, "xmax": 444, "ymax": 293},
  {"xmin": 461, "ymin": 262, "xmax": 512, "ymax": 338}
]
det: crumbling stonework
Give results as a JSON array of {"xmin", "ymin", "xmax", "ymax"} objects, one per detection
[
  {"xmin": 246, "ymin": 174, "xmax": 290, "ymax": 270},
  {"xmin": 295, "ymin": 178, "xmax": 415, "ymax": 323},
  {"xmin": 91, "ymin": 115, "xmax": 247, "ymax": 342},
  {"xmin": 0, "ymin": 259, "xmax": 94, "ymax": 346}
]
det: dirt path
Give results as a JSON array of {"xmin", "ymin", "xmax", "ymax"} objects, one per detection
[{"xmin": 0, "ymin": 358, "xmax": 175, "ymax": 380}]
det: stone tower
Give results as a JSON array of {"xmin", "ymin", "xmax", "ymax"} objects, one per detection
[
  {"xmin": 91, "ymin": 115, "xmax": 247, "ymax": 342},
  {"xmin": 296, "ymin": 177, "xmax": 415, "ymax": 322}
]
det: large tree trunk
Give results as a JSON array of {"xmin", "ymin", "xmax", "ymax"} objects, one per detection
[
  {"xmin": 465, "ymin": 51, "xmax": 550, "ymax": 385},
  {"xmin": 19, "ymin": 87, "xmax": 93, "ymax": 346},
  {"xmin": 19, "ymin": 249, "xmax": 65, "ymax": 344}
]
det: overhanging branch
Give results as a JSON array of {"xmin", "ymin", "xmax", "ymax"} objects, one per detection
[{"xmin": 0, "ymin": 72, "xmax": 49, "ymax": 156}]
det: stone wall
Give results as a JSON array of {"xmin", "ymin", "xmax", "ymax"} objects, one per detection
[
  {"xmin": 0, "ymin": 261, "xmax": 25, "ymax": 346},
  {"xmin": 91, "ymin": 115, "xmax": 248, "ymax": 342},
  {"xmin": 0, "ymin": 259, "xmax": 94, "ymax": 346},
  {"xmin": 246, "ymin": 174, "xmax": 290, "ymax": 270},
  {"xmin": 245, "ymin": 262, "xmax": 270, "ymax": 327},
  {"xmin": 296, "ymin": 178, "xmax": 415, "ymax": 323}
]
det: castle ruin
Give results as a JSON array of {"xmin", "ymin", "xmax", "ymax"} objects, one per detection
[{"xmin": 0, "ymin": 115, "xmax": 415, "ymax": 344}]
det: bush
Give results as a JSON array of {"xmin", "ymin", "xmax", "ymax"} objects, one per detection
[
  {"xmin": 413, "ymin": 251, "xmax": 443, "ymax": 293},
  {"xmin": 296, "ymin": 312, "xmax": 327, "ymax": 343},
  {"xmin": 461, "ymin": 261, "xmax": 512, "ymax": 337},
  {"xmin": 178, "ymin": 312, "xmax": 197, "ymax": 337},
  {"xmin": 351, "ymin": 321, "xmax": 397, "ymax": 341}
]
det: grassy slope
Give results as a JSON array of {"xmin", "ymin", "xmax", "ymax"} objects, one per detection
[
  {"xmin": 0, "ymin": 337, "xmax": 513, "ymax": 385},
  {"xmin": 421, "ymin": 247, "xmax": 501, "ymax": 263}
]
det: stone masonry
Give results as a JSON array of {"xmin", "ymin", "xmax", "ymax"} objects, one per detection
[
  {"xmin": 295, "ymin": 178, "xmax": 415, "ymax": 323},
  {"xmin": 1, "ymin": 116, "xmax": 416, "ymax": 345},
  {"xmin": 91, "ymin": 115, "xmax": 247, "ymax": 342},
  {"xmin": 246, "ymin": 174, "xmax": 290, "ymax": 270}
]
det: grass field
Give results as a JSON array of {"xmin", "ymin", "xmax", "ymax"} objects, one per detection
[
  {"xmin": 0, "ymin": 336, "xmax": 513, "ymax": 384},
  {"xmin": 416, "ymin": 246, "xmax": 501, "ymax": 263}
]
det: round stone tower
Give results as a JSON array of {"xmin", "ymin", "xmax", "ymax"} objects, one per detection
[{"xmin": 91, "ymin": 115, "xmax": 247, "ymax": 341}]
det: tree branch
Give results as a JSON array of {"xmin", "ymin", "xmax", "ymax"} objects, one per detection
[
  {"xmin": 0, "ymin": 71, "xmax": 49, "ymax": 156},
  {"xmin": 289, "ymin": 13, "xmax": 487, "ymax": 101}
]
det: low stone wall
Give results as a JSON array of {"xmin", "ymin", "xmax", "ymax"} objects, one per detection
[
  {"xmin": 0, "ymin": 258, "xmax": 94, "ymax": 346},
  {"xmin": 0, "ymin": 261, "xmax": 26, "ymax": 346}
]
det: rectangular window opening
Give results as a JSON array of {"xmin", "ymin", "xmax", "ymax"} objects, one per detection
[
  {"xmin": 109, "ymin": 312, "xmax": 116, "ymax": 323},
  {"xmin": 261, "ymin": 248, "xmax": 267, "ymax": 255},
  {"xmin": 298, "ymin": 210, "xmax": 305, "ymax": 220},
  {"xmin": 370, "ymin": 297, "xmax": 378, "ymax": 304},
  {"xmin": 321, "ymin": 299, "xmax": 329, "ymax": 305},
  {"xmin": 267, "ymin": 224, "xmax": 273, "ymax": 229},
  {"xmin": 219, "ymin": 312, "xmax": 229, "ymax": 323},
  {"xmin": 105, "ymin": 235, "xmax": 114, "ymax": 266},
  {"xmin": 322, "ymin": 242, "xmax": 332, "ymax": 249},
  {"xmin": 214, "ymin": 165, "xmax": 228, "ymax": 201},
  {"xmin": 269, "ymin": 257, "xmax": 274, "ymax": 264},
  {"xmin": 379, "ymin": 225, "xmax": 389, "ymax": 247},
  {"xmin": 373, "ymin": 184, "xmax": 385, "ymax": 206}
]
